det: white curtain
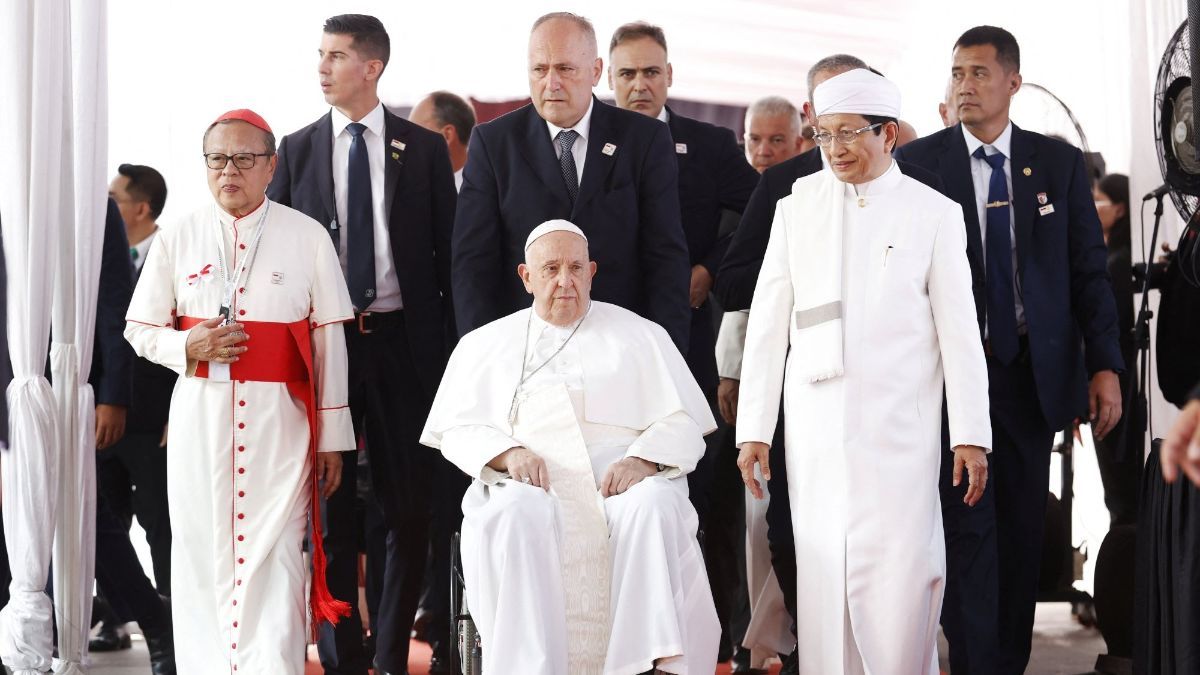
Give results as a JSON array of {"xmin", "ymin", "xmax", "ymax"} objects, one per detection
[{"xmin": 0, "ymin": 1, "xmax": 106, "ymax": 673}]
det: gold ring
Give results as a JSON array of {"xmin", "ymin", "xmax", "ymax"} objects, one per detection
[{"xmin": 219, "ymin": 347, "xmax": 229, "ymax": 359}]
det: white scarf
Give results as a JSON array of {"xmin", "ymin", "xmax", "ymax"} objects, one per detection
[{"xmin": 781, "ymin": 169, "xmax": 846, "ymax": 382}]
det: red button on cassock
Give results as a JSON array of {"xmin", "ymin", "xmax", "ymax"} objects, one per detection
[
  {"xmin": 238, "ymin": 491, "xmax": 245, "ymax": 497},
  {"xmin": 232, "ymin": 643, "xmax": 237, "ymax": 649},
  {"xmin": 238, "ymin": 467, "xmax": 245, "ymax": 475},
  {"xmin": 237, "ymin": 513, "xmax": 245, "ymax": 520},
  {"xmin": 238, "ymin": 558, "xmax": 244, "ymax": 565},
  {"xmin": 238, "ymin": 445, "xmax": 245, "ymax": 452},
  {"xmin": 238, "ymin": 423, "xmax": 245, "ymax": 429},
  {"xmin": 238, "ymin": 535, "xmax": 244, "ymax": 541},
  {"xmin": 239, "ymin": 243, "xmax": 246, "ymax": 250},
  {"xmin": 233, "ymin": 621, "xmax": 238, "ymax": 628},
  {"xmin": 239, "ymin": 400, "xmax": 246, "ymax": 407},
  {"xmin": 238, "ymin": 309, "xmax": 246, "ymax": 316}
]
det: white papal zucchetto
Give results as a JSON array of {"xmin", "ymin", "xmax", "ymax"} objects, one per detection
[{"xmin": 524, "ymin": 219, "xmax": 588, "ymax": 251}]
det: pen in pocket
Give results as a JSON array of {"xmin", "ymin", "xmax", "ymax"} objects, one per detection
[{"xmin": 884, "ymin": 245, "xmax": 894, "ymax": 267}]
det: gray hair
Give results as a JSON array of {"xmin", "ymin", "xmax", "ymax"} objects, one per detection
[
  {"xmin": 745, "ymin": 96, "xmax": 801, "ymax": 135},
  {"xmin": 806, "ymin": 54, "xmax": 868, "ymax": 103},
  {"xmin": 531, "ymin": 12, "xmax": 597, "ymax": 53}
]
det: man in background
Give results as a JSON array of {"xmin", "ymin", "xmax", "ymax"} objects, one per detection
[{"xmin": 410, "ymin": 91, "xmax": 475, "ymax": 191}]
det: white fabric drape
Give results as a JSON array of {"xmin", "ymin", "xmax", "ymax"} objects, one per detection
[{"xmin": 0, "ymin": 1, "xmax": 106, "ymax": 673}]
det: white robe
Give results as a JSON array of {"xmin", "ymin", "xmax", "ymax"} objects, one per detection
[
  {"xmin": 124, "ymin": 199, "xmax": 355, "ymax": 675},
  {"xmin": 421, "ymin": 302, "xmax": 720, "ymax": 675},
  {"xmin": 736, "ymin": 163, "xmax": 992, "ymax": 674}
]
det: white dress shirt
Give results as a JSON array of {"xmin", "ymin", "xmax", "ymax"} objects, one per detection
[
  {"xmin": 454, "ymin": 168, "xmax": 463, "ymax": 193},
  {"xmin": 331, "ymin": 101, "xmax": 403, "ymax": 312},
  {"xmin": 962, "ymin": 121, "xmax": 1025, "ymax": 333},
  {"xmin": 545, "ymin": 98, "xmax": 594, "ymax": 184},
  {"xmin": 131, "ymin": 228, "xmax": 158, "ymax": 272}
]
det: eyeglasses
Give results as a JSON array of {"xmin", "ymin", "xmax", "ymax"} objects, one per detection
[
  {"xmin": 203, "ymin": 152, "xmax": 273, "ymax": 170},
  {"xmin": 812, "ymin": 123, "xmax": 883, "ymax": 147}
]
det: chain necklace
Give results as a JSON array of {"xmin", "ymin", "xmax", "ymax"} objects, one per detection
[{"xmin": 507, "ymin": 303, "xmax": 590, "ymax": 427}]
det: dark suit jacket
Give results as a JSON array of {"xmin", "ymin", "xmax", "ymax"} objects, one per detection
[
  {"xmin": 268, "ymin": 106, "xmax": 458, "ymax": 398},
  {"xmin": 452, "ymin": 97, "xmax": 691, "ymax": 353},
  {"xmin": 894, "ymin": 123, "xmax": 1123, "ymax": 429},
  {"xmin": 89, "ymin": 199, "xmax": 135, "ymax": 407},
  {"xmin": 666, "ymin": 106, "xmax": 760, "ymax": 393},
  {"xmin": 714, "ymin": 148, "xmax": 945, "ymax": 311},
  {"xmin": 127, "ymin": 237, "xmax": 178, "ymax": 434}
]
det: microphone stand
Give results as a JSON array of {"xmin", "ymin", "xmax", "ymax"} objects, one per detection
[{"xmin": 1122, "ymin": 191, "xmax": 1167, "ymax": 463}]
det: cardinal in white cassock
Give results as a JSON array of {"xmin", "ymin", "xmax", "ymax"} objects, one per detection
[
  {"xmin": 125, "ymin": 110, "xmax": 355, "ymax": 674},
  {"xmin": 735, "ymin": 69, "xmax": 993, "ymax": 675},
  {"xmin": 420, "ymin": 220, "xmax": 720, "ymax": 675}
]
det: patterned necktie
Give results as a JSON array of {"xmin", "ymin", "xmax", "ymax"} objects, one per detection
[
  {"xmin": 556, "ymin": 129, "xmax": 580, "ymax": 202},
  {"xmin": 346, "ymin": 122, "xmax": 376, "ymax": 311},
  {"xmin": 974, "ymin": 146, "xmax": 1018, "ymax": 364}
]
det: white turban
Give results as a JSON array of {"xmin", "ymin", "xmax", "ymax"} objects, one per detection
[
  {"xmin": 524, "ymin": 219, "xmax": 588, "ymax": 251},
  {"xmin": 813, "ymin": 68, "xmax": 901, "ymax": 118}
]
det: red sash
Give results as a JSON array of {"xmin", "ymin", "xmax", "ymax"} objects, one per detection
[{"xmin": 178, "ymin": 316, "xmax": 352, "ymax": 630}]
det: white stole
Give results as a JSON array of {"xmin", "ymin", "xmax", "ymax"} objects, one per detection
[
  {"xmin": 782, "ymin": 170, "xmax": 846, "ymax": 382},
  {"xmin": 513, "ymin": 384, "xmax": 610, "ymax": 674}
]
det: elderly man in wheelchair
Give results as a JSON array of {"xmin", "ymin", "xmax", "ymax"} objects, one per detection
[{"xmin": 421, "ymin": 221, "xmax": 719, "ymax": 675}]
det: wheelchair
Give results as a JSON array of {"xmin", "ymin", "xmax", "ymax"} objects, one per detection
[{"xmin": 451, "ymin": 531, "xmax": 482, "ymax": 674}]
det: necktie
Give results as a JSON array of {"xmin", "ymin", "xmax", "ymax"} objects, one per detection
[
  {"xmin": 346, "ymin": 122, "xmax": 376, "ymax": 311},
  {"xmin": 556, "ymin": 129, "xmax": 580, "ymax": 202},
  {"xmin": 974, "ymin": 146, "xmax": 1019, "ymax": 364}
]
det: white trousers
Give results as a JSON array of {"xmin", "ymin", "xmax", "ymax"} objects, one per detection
[{"xmin": 461, "ymin": 476, "xmax": 719, "ymax": 675}]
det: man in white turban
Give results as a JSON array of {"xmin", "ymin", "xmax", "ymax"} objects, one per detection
[
  {"xmin": 734, "ymin": 69, "xmax": 993, "ymax": 674},
  {"xmin": 421, "ymin": 220, "xmax": 720, "ymax": 675}
]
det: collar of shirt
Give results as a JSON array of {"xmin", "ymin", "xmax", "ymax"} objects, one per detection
[
  {"xmin": 656, "ymin": 106, "xmax": 669, "ymax": 123},
  {"xmin": 844, "ymin": 159, "xmax": 902, "ymax": 199},
  {"xmin": 131, "ymin": 228, "xmax": 158, "ymax": 269},
  {"xmin": 331, "ymin": 100, "xmax": 385, "ymax": 141},
  {"xmin": 962, "ymin": 120, "xmax": 1013, "ymax": 161},
  {"xmin": 525, "ymin": 302, "xmax": 591, "ymax": 361},
  {"xmin": 215, "ymin": 196, "xmax": 268, "ymax": 230},
  {"xmin": 545, "ymin": 97, "xmax": 595, "ymax": 146}
]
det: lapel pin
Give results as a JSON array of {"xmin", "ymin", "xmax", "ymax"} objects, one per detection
[
  {"xmin": 602, "ymin": 142, "xmax": 617, "ymax": 156},
  {"xmin": 675, "ymin": 143, "xmax": 688, "ymax": 154},
  {"xmin": 1039, "ymin": 204, "xmax": 1055, "ymax": 216},
  {"xmin": 390, "ymin": 139, "xmax": 406, "ymax": 151},
  {"xmin": 392, "ymin": 152, "xmax": 400, "ymax": 160},
  {"xmin": 1023, "ymin": 167, "xmax": 1032, "ymax": 176},
  {"xmin": 1036, "ymin": 192, "xmax": 1048, "ymax": 205}
]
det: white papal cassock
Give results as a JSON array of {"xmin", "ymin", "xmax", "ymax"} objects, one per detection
[
  {"xmin": 736, "ymin": 163, "xmax": 992, "ymax": 674},
  {"xmin": 421, "ymin": 301, "xmax": 720, "ymax": 675},
  {"xmin": 124, "ymin": 198, "xmax": 355, "ymax": 674}
]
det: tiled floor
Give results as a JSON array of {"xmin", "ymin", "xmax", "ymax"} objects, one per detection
[{"xmin": 63, "ymin": 602, "xmax": 1107, "ymax": 675}]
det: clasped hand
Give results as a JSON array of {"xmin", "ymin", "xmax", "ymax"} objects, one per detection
[
  {"xmin": 492, "ymin": 446, "xmax": 657, "ymax": 496},
  {"xmin": 185, "ymin": 316, "xmax": 250, "ymax": 364}
]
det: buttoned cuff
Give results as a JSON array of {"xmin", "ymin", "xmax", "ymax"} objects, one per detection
[{"xmin": 317, "ymin": 406, "xmax": 355, "ymax": 452}]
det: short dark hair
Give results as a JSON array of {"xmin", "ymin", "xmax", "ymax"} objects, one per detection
[
  {"xmin": 609, "ymin": 21, "xmax": 667, "ymax": 56},
  {"xmin": 117, "ymin": 163, "xmax": 168, "ymax": 219},
  {"xmin": 202, "ymin": 120, "xmax": 276, "ymax": 157},
  {"xmin": 864, "ymin": 115, "xmax": 902, "ymax": 152},
  {"xmin": 955, "ymin": 25, "xmax": 1020, "ymax": 73},
  {"xmin": 427, "ymin": 91, "xmax": 476, "ymax": 145},
  {"xmin": 324, "ymin": 14, "xmax": 390, "ymax": 71}
]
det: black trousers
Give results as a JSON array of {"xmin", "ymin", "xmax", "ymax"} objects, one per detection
[
  {"xmin": 94, "ymin": 487, "xmax": 169, "ymax": 633},
  {"xmin": 763, "ymin": 410, "xmax": 797, "ymax": 628},
  {"xmin": 940, "ymin": 353, "xmax": 1054, "ymax": 675},
  {"xmin": 96, "ymin": 431, "xmax": 172, "ymax": 595},
  {"xmin": 318, "ymin": 316, "xmax": 445, "ymax": 675},
  {"xmin": 703, "ymin": 420, "xmax": 750, "ymax": 659}
]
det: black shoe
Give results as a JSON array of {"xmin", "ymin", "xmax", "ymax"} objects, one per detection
[
  {"xmin": 88, "ymin": 621, "xmax": 131, "ymax": 652},
  {"xmin": 143, "ymin": 624, "xmax": 177, "ymax": 675},
  {"xmin": 779, "ymin": 648, "xmax": 799, "ymax": 675}
]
